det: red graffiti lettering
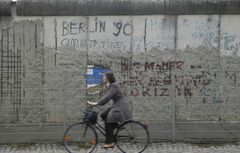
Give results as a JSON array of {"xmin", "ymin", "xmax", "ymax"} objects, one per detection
[
  {"xmin": 131, "ymin": 88, "xmax": 139, "ymax": 97},
  {"xmin": 160, "ymin": 88, "xmax": 170, "ymax": 96},
  {"xmin": 143, "ymin": 88, "xmax": 151, "ymax": 97},
  {"xmin": 176, "ymin": 61, "xmax": 184, "ymax": 69}
]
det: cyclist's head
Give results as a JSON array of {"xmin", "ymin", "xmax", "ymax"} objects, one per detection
[{"xmin": 104, "ymin": 72, "xmax": 116, "ymax": 84}]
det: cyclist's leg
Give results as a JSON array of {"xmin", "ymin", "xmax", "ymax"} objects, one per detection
[
  {"xmin": 105, "ymin": 122, "xmax": 119, "ymax": 144},
  {"xmin": 100, "ymin": 107, "xmax": 111, "ymax": 121}
]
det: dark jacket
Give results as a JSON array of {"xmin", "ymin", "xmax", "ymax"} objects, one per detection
[{"xmin": 97, "ymin": 83, "xmax": 132, "ymax": 123}]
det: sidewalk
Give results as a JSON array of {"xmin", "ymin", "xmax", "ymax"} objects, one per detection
[{"xmin": 0, "ymin": 142, "xmax": 240, "ymax": 153}]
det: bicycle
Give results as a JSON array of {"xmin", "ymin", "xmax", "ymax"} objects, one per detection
[{"xmin": 63, "ymin": 105, "xmax": 150, "ymax": 153}]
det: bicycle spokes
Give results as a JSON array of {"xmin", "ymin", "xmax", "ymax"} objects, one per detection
[
  {"xmin": 116, "ymin": 121, "xmax": 149, "ymax": 153},
  {"xmin": 63, "ymin": 123, "xmax": 98, "ymax": 153}
]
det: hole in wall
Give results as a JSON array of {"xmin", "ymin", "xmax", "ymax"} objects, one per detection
[{"xmin": 85, "ymin": 65, "xmax": 111, "ymax": 94}]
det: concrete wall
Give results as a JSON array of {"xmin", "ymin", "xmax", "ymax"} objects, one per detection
[
  {"xmin": 1, "ymin": 15, "xmax": 239, "ymax": 124},
  {"xmin": 16, "ymin": 0, "xmax": 240, "ymax": 16}
]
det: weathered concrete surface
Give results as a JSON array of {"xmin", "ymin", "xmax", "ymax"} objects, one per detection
[
  {"xmin": 0, "ymin": 142, "xmax": 240, "ymax": 153},
  {"xmin": 0, "ymin": 16, "xmax": 14, "ymax": 123},
  {"xmin": 16, "ymin": 0, "xmax": 240, "ymax": 16},
  {"xmin": 0, "ymin": 0, "xmax": 11, "ymax": 16},
  {"xmin": 1, "ymin": 14, "xmax": 240, "ymax": 143},
  {"xmin": 0, "ymin": 122, "xmax": 239, "ymax": 143}
]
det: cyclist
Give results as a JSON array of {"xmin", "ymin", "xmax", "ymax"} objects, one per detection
[{"xmin": 88, "ymin": 72, "xmax": 132, "ymax": 149}]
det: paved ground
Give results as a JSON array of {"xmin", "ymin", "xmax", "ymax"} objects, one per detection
[
  {"xmin": 1, "ymin": 123, "xmax": 240, "ymax": 143},
  {"xmin": 0, "ymin": 142, "xmax": 240, "ymax": 153}
]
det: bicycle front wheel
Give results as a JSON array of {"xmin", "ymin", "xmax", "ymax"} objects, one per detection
[
  {"xmin": 115, "ymin": 120, "xmax": 149, "ymax": 153},
  {"xmin": 63, "ymin": 122, "xmax": 98, "ymax": 153}
]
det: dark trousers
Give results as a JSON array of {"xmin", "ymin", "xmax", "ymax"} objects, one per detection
[{"xmin": 101, "ymin": 107, "xmax": 119, "ymax": 144}]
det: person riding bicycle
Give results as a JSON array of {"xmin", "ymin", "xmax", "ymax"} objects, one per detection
[{"xmin": 87, "ymin": 72, "xmax": 132, "ymax": 149}]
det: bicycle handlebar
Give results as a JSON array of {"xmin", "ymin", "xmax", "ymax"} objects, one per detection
[{"xmin": 86, "ymin": 101, "xmax": 100, "ymax": 112}]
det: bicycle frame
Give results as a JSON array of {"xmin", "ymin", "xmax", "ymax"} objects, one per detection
[
  {"xmin": 84, "ymin": 105, "xmax": 107, "ymax": 137},
  {"xmin": 92, "ymin": 122, "xmax": 106, "ymax": 137}
]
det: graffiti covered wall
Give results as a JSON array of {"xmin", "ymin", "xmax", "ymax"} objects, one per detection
[{"xmin": 0, "ymin": 15, "xmax": 240, "ymax": 125}]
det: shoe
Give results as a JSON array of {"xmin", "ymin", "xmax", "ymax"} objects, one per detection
[{"xmin": 102, "ymin": 143, "xmax": 115, "ymax": 149}]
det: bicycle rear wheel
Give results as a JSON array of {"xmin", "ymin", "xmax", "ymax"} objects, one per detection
[
  {"xmin": 115, "ymin": 120, "xmax": 149, "ymax": 153},
  {"xmin": 63, "ymin": 122, "xmax": 98, "ymax": 153}
]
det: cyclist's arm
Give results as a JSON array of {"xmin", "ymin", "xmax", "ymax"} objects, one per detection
[{"xmin": 97, "ymin": 84, "xmax": 117, "ymax": 106}]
